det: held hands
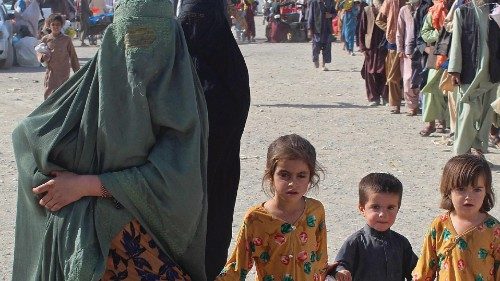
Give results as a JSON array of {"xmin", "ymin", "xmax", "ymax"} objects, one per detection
[
  {"xmin": 335, "ymin": 270, "xmax": 352, "ymax": 281},
  {"xmin": 32, "ymin": 171, "xmax": 100, "ymax": 212}
]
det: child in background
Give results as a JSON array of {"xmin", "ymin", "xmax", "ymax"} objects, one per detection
[
  {"xmin": 216, "ymin": 134, "xmax": 328, "ymax": 281},
  {"xmin": 412, "ymin": 155, "xmax": 500, "ymax": 280},
  {"xmin": 38, "ymin": 14, "xmax": 80, "ymax": 99},
  {"xmin": 330, "ymin": 173, "xmax": 418, "ymax": 281}
]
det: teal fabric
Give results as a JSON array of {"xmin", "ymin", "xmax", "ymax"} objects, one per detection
[{"xmin": 11, "ymin": 0, "xmax": 209, "ymax": 280}]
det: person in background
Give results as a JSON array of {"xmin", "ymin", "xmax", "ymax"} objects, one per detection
[
  {"xmin": 307, "ymin": 0, "xmax": 336, "ymax": 70},
  {"xmin": 13, "ymin": 25, "xmax": 39, "ymax": 67},
  {"xmin": 448, "ymin": 0, "xmax": 500, "ymax": 155},
  {"xmin": 340, "ymin": 0, "xmax": 360, "ymax": 55},
  {"xmin": 396, "ymin": 0, "xmax": 420, "ymax": 116},
  {"xmin": 13, "ymin": 0, "xmax": 40, "ymax": 38},
  {"xmin": 38, "ymin": 14, "xmax": 80, "ymax": 99},
  {"xmin": 418, "ymin": 0, "xmax": 449, "ymax": 136},
  {"xmin": 358, "ymin": 0, "xmax": 388, "ymax": 106},
  {"xmin": 77, "ymin": 0, "xmax": 92, "ymax": 46},
  {"xmin": 376, "ymin": 0, "xmax": 406, "ymax": 114},
  {"xmin": 176, "ymin": 0, "xmax": 251, "ymax": 277},
  {"xmin": 243, "ymin": 0, "xmax": 257, "ymax": 42}
]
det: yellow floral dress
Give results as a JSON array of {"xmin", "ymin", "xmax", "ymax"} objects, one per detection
[
  {"xmin": 412, "ymin": 212, "xmax": 500, "ymax": 281},
  {"xmin": 216, "ymin": 197, "xmax": 328, "ymax": 281}
]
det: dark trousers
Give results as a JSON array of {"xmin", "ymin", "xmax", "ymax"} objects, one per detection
[
  {"xmin": 312, "ymin": 40, "xmax": 332, "ymax": 63},
  {"xmin": 179, "ymin": 6, "xmax": 251, "ymax": 281},
  {"xmin": 365, "ymin": 72, "xmax": 388, "ymax": 102}
]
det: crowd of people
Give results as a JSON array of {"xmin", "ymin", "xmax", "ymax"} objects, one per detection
[
  {"xmin": 293, "ymin": 0, "xmax": 499, "ymax": 158},
  {"xmin": 269, "ymin": 0, "xmax": 500, "ymax": 159},
  {"xmin": 7, "ymin": 0, "xmax": 500, "ymax": 280},
  {"xmin": 354, "ymin": 0, "xmax": 500, "ymax": 157}
]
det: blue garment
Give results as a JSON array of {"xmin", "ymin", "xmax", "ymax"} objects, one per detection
[
  {"xmin": 342, "ymin": 7, "xmax": 359, "ymax": 52},
  {"xmin": 18, "ymin": 0, "xmax": 26, "ymax": 12}
]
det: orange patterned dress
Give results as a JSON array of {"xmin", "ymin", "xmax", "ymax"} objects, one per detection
[{"xmin": 101, "ymin": 219, "xmax": 191, "ymax": 281}]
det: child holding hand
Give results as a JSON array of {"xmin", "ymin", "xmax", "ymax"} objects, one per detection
[
  {"xmin": 412, "ymin": 154, "xmax": 500, "ymax": 281},
  {"xmin": 329, "ymin": 173, "xmax": 418, "ymax": 281},
  {"xmin": 216, "ymin": 134, "xmax": 328, "ymax": 281}
]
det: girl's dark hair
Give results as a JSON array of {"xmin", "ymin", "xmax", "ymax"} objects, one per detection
[
  {"xmin": 262, "ymin": 134, "xmax": 324, "ymax": 196},
  {"xmin": 47, "ymin": 14, "xmax": 64, "ymax": 25},
  {"xmin": 440, "ymin": 154, "xmax": 495, "ymax": 212}
]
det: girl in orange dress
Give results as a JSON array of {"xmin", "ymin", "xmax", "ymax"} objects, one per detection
[
  {"xmin": 216, "ymin": 134, "xmax": 328, "ymax": 281},
  {"xmin": 412, "ymin": 154, "xmax": 500, "ymax": 281}
]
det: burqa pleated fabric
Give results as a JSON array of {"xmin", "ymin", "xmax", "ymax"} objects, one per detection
[
  {"xmin": 176, "ymin": 0, "xmax": 251, "ymax": 279},
  {"xmin": 11, "ymin": 0, "xmax": 209, "ymax": 280}
]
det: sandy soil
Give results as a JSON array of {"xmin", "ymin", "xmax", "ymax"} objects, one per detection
[{"xmin": 1, "ymin": 16, "xmax": 499, "ymax": 280}]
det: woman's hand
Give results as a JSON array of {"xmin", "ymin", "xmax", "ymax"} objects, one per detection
[{"xmin": 32, "ymin": 171, "xmax": 102, "ymax": 212}]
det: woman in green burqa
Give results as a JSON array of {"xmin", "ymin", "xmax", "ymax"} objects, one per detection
[{"xmin": 11, "ymin": 0, "xmax": 208, "ymax": 280}]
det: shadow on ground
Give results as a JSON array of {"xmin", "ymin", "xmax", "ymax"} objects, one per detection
[
  {"xmin": 254, "ymin": 102, "xmax": 367, "ymax": 109},
  {"xmin": 1, "ymin": 66, "xmax": 45, "ymax": 74}
]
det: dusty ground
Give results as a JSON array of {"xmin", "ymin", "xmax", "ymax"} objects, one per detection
[{"xmin": 1, "ymin": 16, "xmax": 499, "ymax": 280}]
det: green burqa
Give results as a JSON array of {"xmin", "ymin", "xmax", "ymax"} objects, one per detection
[{"xmin": 11, "ymin": 0, "xmax": 209, "ymax": 280}]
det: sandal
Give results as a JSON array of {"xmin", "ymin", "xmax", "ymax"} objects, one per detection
[
  {"xmin": 406, "ymin": 109, "xmax": 418, "ymax": 116},
  {"xmin": 419, "ymin": 125, "xmax": 436, "ymax": 137},
  {"xmin": 390, "ymin": 106, "xmax": 401, "ymax": 114}
]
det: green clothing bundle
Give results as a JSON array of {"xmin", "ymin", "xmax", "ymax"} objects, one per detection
[{"xmin": 11, "ymin": 0, "xmax": 209, "ymax": 280}]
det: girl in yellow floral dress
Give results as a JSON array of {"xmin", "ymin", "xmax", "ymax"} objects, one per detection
[
  {"xmin": 216, "ymin": 134, "xmax": 328, "ymax": 281},
  {"xmin": 412, "ymin": 154, "xmax": 500, "ymax": 281}
]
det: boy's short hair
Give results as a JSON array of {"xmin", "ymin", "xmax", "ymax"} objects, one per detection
[
  {"xmin": 359, "ymin": 173, "xmax": 403, "ymax": 207},
  {"xmin": 48, "ymin": 14, "xmax": 64, "ymax": 25}
]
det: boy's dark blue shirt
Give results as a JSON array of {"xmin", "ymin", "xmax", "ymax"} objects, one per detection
[{"xmin": 335, "ymin": 224, "xmax": 418, "ymax": 281}]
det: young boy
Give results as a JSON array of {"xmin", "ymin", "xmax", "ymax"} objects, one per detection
[
  {"xmin": 38, "ymin": 14, "xmax": 80, "ymax": 99},
  {"xmin": 329, "ymin": 173, "xmax": 417, "ymax": 281}
]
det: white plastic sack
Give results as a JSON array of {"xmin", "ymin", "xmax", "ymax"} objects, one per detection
[{"xmin": 14, "ymin": 36, "xmax": 39, "ymax": 67}]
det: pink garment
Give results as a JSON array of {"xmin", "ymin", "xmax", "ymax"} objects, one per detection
[
  {"xmin": 396, "ymin": 5, "xmax": 415, "ymax": 55},
  {"xmin": 400, "ymin": 56, "xmax": 419, "ymax": 109}
]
